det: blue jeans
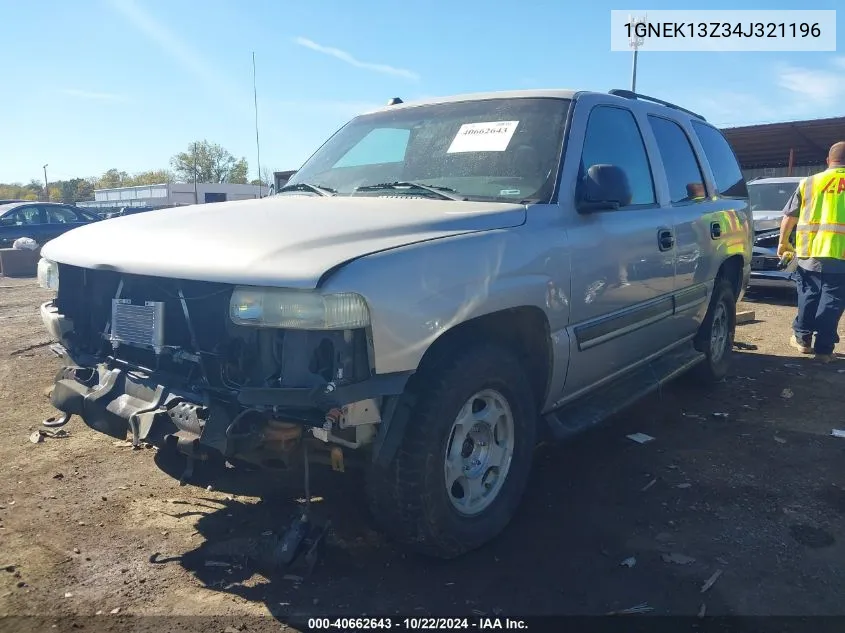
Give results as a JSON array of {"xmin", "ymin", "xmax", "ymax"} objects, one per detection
[{"xmin": 793, "ymin": 267, "xmax": 845, "ymax": 354}]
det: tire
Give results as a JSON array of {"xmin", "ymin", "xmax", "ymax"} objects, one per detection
[
  {"xmin": 366, "ymin": 343, "xmax": 537, "ymax": 559},
  {"xmin": 692, "ymin": 277, "xmax": 736, "ymax": 382}
]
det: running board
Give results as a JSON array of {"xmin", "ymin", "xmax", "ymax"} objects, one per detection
[{"xmin": 543, "ymin": 344, "xmax": 705, "ymax": 440}]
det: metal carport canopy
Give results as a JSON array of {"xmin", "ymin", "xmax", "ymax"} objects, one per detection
[{"xmin": 720, "ymin": 116, "xmax": 845, "ymax": 170}]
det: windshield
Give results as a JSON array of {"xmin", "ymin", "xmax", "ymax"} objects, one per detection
[
  {"xmin": 748, "ymin": 181, "xmax": 798, "ymax": 212},
  {"xmin": 284, "ymin": 97, "xmax": 571, "ymax": 203}
]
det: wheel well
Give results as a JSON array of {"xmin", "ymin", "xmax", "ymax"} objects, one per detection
[
  {"xmin": 717, "ymin": 255, "xmax": 744, "ymax": 298},
  {"xmin": 416, "ymin": 307, "xmax": 552, "ymax": 408}
]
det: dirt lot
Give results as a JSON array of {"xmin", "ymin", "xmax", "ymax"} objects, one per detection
[{"xmin": 1, "ymin": 277, "xmax": 844, "ymax": 631}]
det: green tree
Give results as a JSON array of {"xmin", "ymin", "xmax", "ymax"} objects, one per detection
[
  {"xmin": 60, "ymin": 180, "xmax": 77, "ymax": 204},
  {"xmin": 126, "ymin": 169, "xmax": 174, "ymax": 186},
  {"xmin": 170, "ymin": 140, "xmax": 249, "ymax": 184},
  {"xmin": 96, "ymin": 169, "xmax": 129, "ymax": 189},
  {"xmin": 75, "ymin": 178, "xmax": 96, "ymax": 201}
]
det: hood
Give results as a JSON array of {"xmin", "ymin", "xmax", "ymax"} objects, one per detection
[
  {"xmin": 752, "ymin": 210, "xmax": 783, "ymax": 232},
  {"xmin": 41, "ymin": 196, "xmax": 526, "ymax": 288}
]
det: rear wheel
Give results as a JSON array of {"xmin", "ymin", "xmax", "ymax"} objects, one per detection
[
  {"xmin": 692, "ymin": 277, "xmax": 736, "ymax": 382},
  {"xmin": 366, "ymin": 344, "xmax": 537, "ymax": 559}
]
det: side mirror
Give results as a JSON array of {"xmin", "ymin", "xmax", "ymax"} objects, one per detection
[{"xmin": 577, "ymin": 164, "xmax": 633, "ymax": 212}]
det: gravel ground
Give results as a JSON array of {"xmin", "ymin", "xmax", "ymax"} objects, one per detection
[{"xmin": 1, "ymin": 277, "xmax": 843, "ymax": 632}]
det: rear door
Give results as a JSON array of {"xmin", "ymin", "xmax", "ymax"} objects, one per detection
[
  {"xmin": 643, "ymin": 114, "xmax": 714, "ymax": 338},
  {"xmin": 44, "ymin": 205, "xmax": 89, "ymax": 241},
  {"xmin": 562, "ymin": 98, "xmax": 676, "ymax": 397}
]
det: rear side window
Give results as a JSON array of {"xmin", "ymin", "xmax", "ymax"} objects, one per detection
[
  {"xmin": 691, "ymin": 121, "xmax": 747, "ymax": 198},
  {"xmin": 580, "ymin": 106, "xmax": 655, "ymax": 205},
  {"xmin": 648, "ymin": 116, "xmax": 706, "ymax": 203}
]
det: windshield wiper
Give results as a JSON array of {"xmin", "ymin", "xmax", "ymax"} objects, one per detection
[
  {"xmin": 354, "ymin": 181, "xmax": 463, "ymax": 201},
  {"xmin": 277, "ymin": 182, "xmax": 336, "ymax": 197}
]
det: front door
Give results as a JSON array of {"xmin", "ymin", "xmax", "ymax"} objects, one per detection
[{"xmin": 561, "ymin": 101, "xmax": 676, "ymax": 398}]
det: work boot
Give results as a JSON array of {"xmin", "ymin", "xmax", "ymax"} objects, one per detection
[{"xmin": 789, "ymin": 335, "xmax": 812, "ymax": 354}]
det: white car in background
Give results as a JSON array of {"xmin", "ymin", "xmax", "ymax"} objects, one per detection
[{"xmin": 747, "ymin": 176, "xmax": 801, "ymax": 290}]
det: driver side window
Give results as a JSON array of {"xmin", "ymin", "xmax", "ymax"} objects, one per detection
[{"xmin": 580, "ymin": 106, "xmax": 656, "ymax": 206}]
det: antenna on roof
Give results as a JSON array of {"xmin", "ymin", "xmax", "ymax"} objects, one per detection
[
  {"xmin": 387, "ymin": 97, "xmax": 403, "ymax": 105},
  {"xmin": 252, "ymin": 51, "xmax": 263, "ymax": 198}
]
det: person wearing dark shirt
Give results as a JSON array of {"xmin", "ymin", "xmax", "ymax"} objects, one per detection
[{"xmin": 779, "ymin": 141, "xmax": 845, "ymax": 362}]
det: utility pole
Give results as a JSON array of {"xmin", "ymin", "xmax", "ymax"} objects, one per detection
[
  {"xmin": 629, "ymin": 14, "xmax": 646, "ymax": 92},
  {"xmin": 43, "ymin": 164, "xmax": 49, "ymax": 201},
  {"xmin": 193, "ymin": 142, "xmax": 199, "ymax": 204},
  {"xmin": 252, "ymin": 52, "xmax": 263, "ymax": 197}
]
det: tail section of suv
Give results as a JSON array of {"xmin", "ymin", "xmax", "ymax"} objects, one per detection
[{"xmin": 36, "ymin": 88, "xmax": 751, "ymax": 558}]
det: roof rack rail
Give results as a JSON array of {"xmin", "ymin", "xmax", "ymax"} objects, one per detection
[{"xmin": 608, "ymin": 89, "xmax": 706, "ymax": 121}]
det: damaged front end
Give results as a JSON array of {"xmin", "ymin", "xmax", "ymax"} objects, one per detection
[{"xmin": 40, "ymin": 262, "xmax": 409, "ymax": 475}]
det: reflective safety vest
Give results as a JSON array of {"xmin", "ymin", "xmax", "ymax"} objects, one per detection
[{"xmin": 795, "ymin": 167, "xmax": 845, "ymax": 260}]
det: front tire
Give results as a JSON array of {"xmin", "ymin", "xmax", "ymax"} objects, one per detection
[
  {"xmin": 366, "ymin": 344, "xmax": 537, "ymax": 559},
  {"xmin": 693, "ymin": 277, "xmax": 736, "ymax": 382}
]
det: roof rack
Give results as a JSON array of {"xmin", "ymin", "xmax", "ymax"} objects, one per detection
[{"xmin": 608, "ymin": 89, "xmax": 706, "ymax": 121}]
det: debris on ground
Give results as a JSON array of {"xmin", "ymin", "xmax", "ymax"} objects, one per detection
[
  {"xmin": 676, "ymin": 483, "xmax": 692, "ymax": 489},
  {"xmin": 662, "ymin": 553, "xmax": 696, "ymax": 565},
  {"xmin": 831, "ymin": 429, "xmax": 845, "ymax": 439},
  {"xmin": 620, "ymin": 557, "xmax": 637, "ymax": 568},
  {"xmin": 700, "ymin": 569, "xmax": 723, "ymax": 593},
  {"xmin": 110, "ymin": 607, "xmax": 121, "ymax": 614},
  {"xmin": 112, "ymin": 440, "xmax": 136, "ymax": 448},
  {"xmin": 711, "ymin": 412, "xmax": 729, "ymax": 419},
  {"xmin": 774, "ymin": 436, "xmax": 787, "ymax": 444},
  {"xmin": 781, "ymin": 388, "xmax": 794, "ymax": 399},
  {"xmin": 698, "ymin": 603, "xmax": 707, "ymax": 618},
  {"xmin": 733, "ymin": 341, "xmax": 758, "ymax": 350},
  {"xmin": 736, "ymin": 310, "xmax": 755, "ymax": 325},
  {"xmin": 626, "ymin": 433, "xmax": 655, "ymax": 444},
  {"xmin": 607, "ymin": 602, "xmax": 654, "ymax": 615},
  {"xmin": 29, "ymin": 429, "xmax": 69, "ymax": 443},
  {"xmin": 641, "ymin": 479, "xmax": 657, "ymax": 492},
  {"xmin": 64, "ymin": 592, "xmax": 73, "ymax": 598}
]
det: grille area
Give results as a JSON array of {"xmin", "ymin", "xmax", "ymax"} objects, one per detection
[{"xmin": 110, "ymin": 299, "xmax": 165, "ymax": 351}]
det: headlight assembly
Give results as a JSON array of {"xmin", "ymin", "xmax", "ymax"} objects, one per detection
[
  {"xmin": 229, "ymin": 286, "xmax": 370, "ymax": 330},
  {"xmin": 37, "ymin": 258, "xmax": 59, "ymax": 291}
]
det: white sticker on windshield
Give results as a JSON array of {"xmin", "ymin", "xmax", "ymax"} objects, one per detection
[{"xmin": 446, "ymin": 121, "xmax": 519, "ymax": 153}]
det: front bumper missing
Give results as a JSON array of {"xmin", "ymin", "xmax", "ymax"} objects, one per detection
[{"xmin": 48, "ymin": 360, "xmax": 410, "ymax": 460}]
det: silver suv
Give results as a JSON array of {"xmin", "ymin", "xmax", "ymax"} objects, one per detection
[{"xmin": 37, "ymin": 88, "xmax": 751, "ymax": 558}]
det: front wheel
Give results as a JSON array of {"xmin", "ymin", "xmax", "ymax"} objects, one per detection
[
  {"xmin": 366, "ymin": 344, "xmax": 537, "ymax": 559},
  {"xmin": 693, "ymin": 277, "xmax": 736, "ymax": 382}
]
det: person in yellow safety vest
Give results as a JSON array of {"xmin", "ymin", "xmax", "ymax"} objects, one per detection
[{"xmin": 778, "ymin": 141, "xmax": 845, "ymax": 363}]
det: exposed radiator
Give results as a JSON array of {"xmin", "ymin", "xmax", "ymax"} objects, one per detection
[{"xmin": 110, "ymin": 299, "xmax": 165, "ymax": 352}]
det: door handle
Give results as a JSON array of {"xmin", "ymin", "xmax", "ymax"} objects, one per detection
[
  {"xmin": 710, "ymin": 222, "xmax": 722, "ymax": 239},
  {"xmin": 658, "ymin": 228, "xmax": 674, "ymax": 252}
]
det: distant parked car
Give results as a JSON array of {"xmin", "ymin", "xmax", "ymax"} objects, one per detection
[
  {"xmin": 747, "ymin": 176, "xmax": 801, "ymax": 232},
  {"xmin": 117, "ymin": 206, "xmax": 157, "ymax": 217},
  {"xmin": 746, "ymin": 177, "xmax": 802, "ymax": 291},
  {"xmin": 0, "ymin": 202, "xmax": 100, "ymax": 249}
]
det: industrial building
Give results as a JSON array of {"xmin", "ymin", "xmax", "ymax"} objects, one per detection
[
  {"xmin": 721, "ymin": 116, "xmax": 845, "ymax": 180},
  {"xmin": 77, "ymin": 182, "xmax": 264, "ymax": 212}
]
